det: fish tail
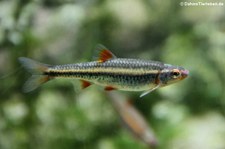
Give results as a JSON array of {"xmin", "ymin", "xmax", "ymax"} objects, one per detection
[{"xmin": 18, "ymin": 57, "xmax": 51, "ymax": 92}]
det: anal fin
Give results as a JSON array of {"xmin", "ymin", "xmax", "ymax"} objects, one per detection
[{"xmin": 104, "ymin": 86, "xmax": 117, "ymax": 91}]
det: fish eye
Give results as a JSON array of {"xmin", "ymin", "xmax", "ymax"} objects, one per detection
[{"xmin": 171, "ymin": 69, "xmax": 180, "ymax": 78}]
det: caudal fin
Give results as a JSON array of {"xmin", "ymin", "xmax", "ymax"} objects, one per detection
[{"xmin": 18, "ymin": 57, "xmax": 51, "ymax": 92}]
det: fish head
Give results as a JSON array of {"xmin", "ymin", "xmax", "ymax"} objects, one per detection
[{"xmin": 159, "ymin": 65, "xmax": 189, "ymax": 86}]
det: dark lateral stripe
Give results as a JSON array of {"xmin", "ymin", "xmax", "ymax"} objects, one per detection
[{"xmin": 44, "ymin": 71, "xmax": 158, "ymax": 79}]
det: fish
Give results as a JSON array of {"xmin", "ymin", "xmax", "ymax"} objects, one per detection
[
  {"xmin": 107, "ymin": 92, "xmax": 158, "ymax": 147},
  {"xmin": 18, "ymin": 44, "xmax": 189, "ymax": 97}
]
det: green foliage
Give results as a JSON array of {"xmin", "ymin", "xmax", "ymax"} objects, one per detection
[{"xmin": 0, "ymin": 0, "xmax": 225, "ymax": 149}]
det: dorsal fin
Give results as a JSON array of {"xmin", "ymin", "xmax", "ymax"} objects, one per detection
[{"xmin": 93, "ymin": 44, "xmax": 117, "ymax": 63}]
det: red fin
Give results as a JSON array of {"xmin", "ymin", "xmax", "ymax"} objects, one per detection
[
  {"xmin": 104, "ymin": 86, "xmax": 117, "ymax": 91},
  {"xmin": 98, "ymin": 49, "xmax": 114, "ymax": 62},
  {"xmin": 81, "ymin": 80, "xmax": 92, "ymax": 89},
  {"xmin": 94, "ymin": 44, "xmax": 116, "ymax": 63}
]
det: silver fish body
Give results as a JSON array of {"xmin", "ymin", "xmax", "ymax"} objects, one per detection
[
  {"xmin": 19, "ymin": 45, "xmax": 189, "ymax": 96},
  {"xmin": 45, "ymin": 58, "xmax": 187, "ymax": 91}
]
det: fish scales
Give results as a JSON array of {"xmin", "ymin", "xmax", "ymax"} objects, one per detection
[
  {"xmin": 18, "ymin": 45, "xmax": 189, "ymax": 96},
  {"xmin": 45, "ymin": 59, "xmax": 163, "ymax": 90}
]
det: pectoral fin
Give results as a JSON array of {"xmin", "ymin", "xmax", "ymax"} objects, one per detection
[{"xmin": 140, "ymin": 84, "xmax": 161, "ymax": 98}]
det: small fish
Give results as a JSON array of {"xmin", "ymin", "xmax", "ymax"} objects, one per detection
[
  {"xmin": 107, "ymin": 92, "xmax": 158, "ymax": 147},
  {"xmin": 18, "ymin": 45, "xmax": 189, "ymax": 97}
]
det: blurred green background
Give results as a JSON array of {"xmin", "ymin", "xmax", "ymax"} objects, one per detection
[{"xmin": 1, "ymin": 0, "xmax": 225, "ymax": 149}]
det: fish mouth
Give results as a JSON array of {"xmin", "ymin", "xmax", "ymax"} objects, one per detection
[{"xmin": 181, "ymin": 69, "xmax": 189, "ymax": 80}]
